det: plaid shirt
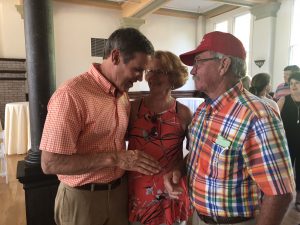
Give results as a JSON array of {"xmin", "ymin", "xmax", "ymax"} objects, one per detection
[{"xmin": 187, "ymin": 82, "xmax": 295, "ymax": 218}]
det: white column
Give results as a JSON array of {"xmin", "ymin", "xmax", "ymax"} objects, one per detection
[{"xmin": 250, "ymin": 2, "xmax": 281, "ymax": 79}]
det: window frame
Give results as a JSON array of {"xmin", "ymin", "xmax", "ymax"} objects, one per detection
[{"xmin": 206, "ymin": 8, "xmax": 253, "ymax": 76}]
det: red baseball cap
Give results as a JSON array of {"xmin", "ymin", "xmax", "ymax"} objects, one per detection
[{"xmin": 180, "ymin": 31, "xmax": 246, "ymax": 66}]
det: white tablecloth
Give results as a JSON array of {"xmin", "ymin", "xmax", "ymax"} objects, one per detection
[
  {"xmin": 4, "ymin": 102, "xmax": 31, "ymax": 155},
  {"xmin": 176, "ymin": 97, "xmax": 204, "ymax": 113}
]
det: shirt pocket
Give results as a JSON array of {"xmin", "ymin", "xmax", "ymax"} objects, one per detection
[{"xmin": 200, "ymin": 138, "xmax": 243, "ymax": 180}]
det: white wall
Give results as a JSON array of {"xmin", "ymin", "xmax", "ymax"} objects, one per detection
[
  {"xmin": 273, "ymin": 0, "xmax": 293, "ymax": 89},
  {"xmin": 53, "ymin": 2, "xmax": 121, "ymax": 86},
  {"xmin": 251, "ymin": 17, "xmax": 276, "ymax": 77},
  {"xmin": 0, "ymin": 0, "xmax": 294, "ymax": 91},
  {"xmin": 53, "ymin": 2, "xmax": 197, "ymax": 91},
  {"xmin": 140, "ymin": 14, "xmax": 197, "ymax": 91},
  {"xmin": 0, "ymin": 0, "xmax": 197, "ymax": 91},
  {"xmin": 0, "ymin": 0, "xmax": 25, "ymax": 58}
]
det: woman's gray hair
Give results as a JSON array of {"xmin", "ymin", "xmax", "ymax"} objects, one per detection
[{"xmin": 213, "ymin": 52, "xmax": 247, "ymax": 79}]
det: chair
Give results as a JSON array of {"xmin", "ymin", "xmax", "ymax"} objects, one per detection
[{"xmin": 0, "ymin": 130, "xmax": 8, "ymax": 183}]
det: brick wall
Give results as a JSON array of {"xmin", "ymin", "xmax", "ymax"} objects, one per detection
[{"xmin": 0, "ymin": 58, "xmax": 27, "ymax": 127}]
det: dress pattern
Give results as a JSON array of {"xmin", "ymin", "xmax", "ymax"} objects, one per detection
[{"xmin": 128, "ymin": 98, "xmax": 192, "ymax": 225}]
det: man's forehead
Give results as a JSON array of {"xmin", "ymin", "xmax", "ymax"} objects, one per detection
[
  {"xmin": 195, "ymin": 51, "xmax": 213, "ymax": 59},
  {"xmin": 284, "ymin": 70, "xmax": 292, "ymax": 74},
  {"xmin": 129, "ymin": 52, "xmax": 151, "ymax": 63}
]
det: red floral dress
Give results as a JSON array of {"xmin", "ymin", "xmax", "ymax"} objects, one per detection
[{"xmin": 128, "ymin": 99, "xmax": 192, "ymax": 225}]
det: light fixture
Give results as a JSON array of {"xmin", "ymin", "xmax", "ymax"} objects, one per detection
[{"xmin": 254, "ymin": 59, "xmax": 265, "ymax": 68}]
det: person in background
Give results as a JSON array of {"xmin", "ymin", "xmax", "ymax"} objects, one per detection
[
  {"xmin": 241, "ymin": 75, "xmax": 251, "ymax": 90},
  {"xmin": 277, "ymin": 72, "xmax": 300, "ymax": 212},
  {"xmin": 274, "ymin": 65, "xmax": 300, "ymax": 101},
  {"xmin": 249, "ymin": 73, "xmax": 280, "ymax": 113},
  {"xmin": 40, "ymin": 28, "xmax": 161, "ymax": 225},
  {"xmin": 164, "ymin": 31, "xmax": 295, "ymax": 225},
  {"xmin": 128, "ymin": 50, "xmax": 193, "ymax": 225}
]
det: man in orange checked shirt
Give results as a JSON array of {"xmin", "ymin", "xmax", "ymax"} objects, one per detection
[
  {"xmin": 40, "ymin": 28, "xmax": 161, "ymax": 225},
  {"xmin": 164, "ymin": 31, "xmax": 295, "ymax": 225}
]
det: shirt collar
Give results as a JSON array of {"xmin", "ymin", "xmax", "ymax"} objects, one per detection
[
  {"xmin": 89, "ymin": 63, "xmax": 119, "ymax": 97},
  {"xmin": 205, "ymin": 81, "xmax": 242, "ymax": 112}
]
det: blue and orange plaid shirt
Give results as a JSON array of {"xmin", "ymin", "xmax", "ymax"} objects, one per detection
[{"xmin": 187, "ymin": 82, "xmax": 295, "ymax": 218}]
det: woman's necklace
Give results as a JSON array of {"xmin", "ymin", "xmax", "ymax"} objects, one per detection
[{"xmin": 291, "ymin": 96, "xmax": 300, "ymax": 124}]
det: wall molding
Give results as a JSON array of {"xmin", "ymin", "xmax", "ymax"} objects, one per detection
[
  {"xmin": 0, "ymin": 58, "xmax": 26, "ymax": 62},
  {"xmin": 128, "ymin": 90, "xmax": 198, "ymax": 100}
]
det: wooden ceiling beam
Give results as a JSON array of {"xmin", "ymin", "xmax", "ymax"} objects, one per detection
[
  {"xmin": 203, "ymin": 4, "xmax": 239, "ymax": 18},
  {"xmin": 121, "ymin": 0, "xmax": 170, "ymax": 18},
  {"xmin": 53, "ymin": 0, "xmax": 121, "ymax": 10}
]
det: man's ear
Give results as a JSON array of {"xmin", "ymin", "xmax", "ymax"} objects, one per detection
[
  {"xmin": 219, "ymin": 57, "xmax": 231, "ymax": 77},
  {"xmin": 111, "ymin": 49, "xmax": 120, "ymax": 65}
]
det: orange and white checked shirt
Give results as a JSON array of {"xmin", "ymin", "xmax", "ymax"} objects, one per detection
[{"xmin": 40, "ymin": 63, "xmax": 130, "ymax": 187}]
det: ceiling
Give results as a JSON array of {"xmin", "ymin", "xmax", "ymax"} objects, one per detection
[
  {"xmin": 163, "ymin": 0, "xmax": 278, "ymax": 13},
  {"xmin": 54, "ymin": 0, "xmax": 276, "ymax": 19},
  {"xmin": 163, "ymin": 0, "xmax": 225, "ymax": 13}
]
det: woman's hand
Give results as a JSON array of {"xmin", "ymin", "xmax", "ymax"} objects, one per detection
[{"xmin": 163, "ymin": 170, "xmax": 183, "ymax": 199}]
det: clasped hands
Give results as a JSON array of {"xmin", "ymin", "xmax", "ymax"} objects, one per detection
[{"xmin": 116, "ymin": 149, "xmax": 183, "ymax": 199}]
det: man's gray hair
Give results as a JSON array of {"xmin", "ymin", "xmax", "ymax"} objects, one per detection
[{"xmin": 214, "ymin": 52, "xmax": 247, "ymax": 79}]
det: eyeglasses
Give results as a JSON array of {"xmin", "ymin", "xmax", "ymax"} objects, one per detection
[
  {"xmin": 145, "ymin": 69, "xmax": 168, "ymax": 76},
  {"xmin": 193, "ymin": 57, "xmax": 220, "ymax": 67}
]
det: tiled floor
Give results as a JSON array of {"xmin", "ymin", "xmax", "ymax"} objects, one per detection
[{"xmin": 0, "ymin": 154, "xmax": 300, "ymax": 225}]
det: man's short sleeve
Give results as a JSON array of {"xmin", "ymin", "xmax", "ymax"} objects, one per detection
[
  {"xmin": 243, "ymin": 114, "xmax": 295, "ymax": 195},
  {"xmin": 40, "ymin": 89, "xmax": 82, "ymax": 155}
]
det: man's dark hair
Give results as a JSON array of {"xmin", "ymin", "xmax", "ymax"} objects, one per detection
[
  {"xmin": 103, "ymin": 28, "xmax": 154, "ymax": 63},
  {"xmin": 288, "ymin": 71, "xmax": 300, "ymax": 82},
  {"xmin": 283, "ymin": 65, "xmax": 300, "ymax": 72}
]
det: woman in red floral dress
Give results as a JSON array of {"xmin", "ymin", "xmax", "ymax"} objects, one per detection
[{"xmin": 128, "ymin": 51, "xmax": 193, "ymax": 225}]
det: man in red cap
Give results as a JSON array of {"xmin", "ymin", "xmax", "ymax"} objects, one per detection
[{"xmin": 164, "ymin": 31, "xmax": 295, "ymax": 225}]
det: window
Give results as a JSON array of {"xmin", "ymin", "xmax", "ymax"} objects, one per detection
[
  {"xmin": 290, "ymin": 0, "xmax": 300, "ymax": 66},
  {"xmin": 234, "ymin": 13, "xmax": 251, "ymax": 74},
  {"xmin": 208, "ymin": 10, "xmax": 252, "ymax": 75},
  {"xmin": 215, "ymin": 21, "xmax": 228, "ymax": 32}
]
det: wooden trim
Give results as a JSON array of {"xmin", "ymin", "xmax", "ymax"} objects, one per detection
[
  {"xmin": 128, "ymin": 90, "xmax": 197, "ymax": 100},
  {"xmin": 0, "ymin": 77, "xmax": 26, "ymax": 80},
  {"xmin": 154, "ymin": 8, "xmax": 201, "ymax": 19},
  {"xmin": 0, "ymin": 58, "xmax": 26, "ymax": 62},
  {"xmin": 54, "ymin": 0, "xmax": 201, "ymax": 19},
  {"xmin": 203, "ymin": 5, "xmax": 239, "ymax": 18},
  {"xmin": 54, "ymin": 0, "xmax": 122, "ymax": 10},
  {"xmin": 0, "ymin": 70, "xmax": 26, "ymax": 74}
]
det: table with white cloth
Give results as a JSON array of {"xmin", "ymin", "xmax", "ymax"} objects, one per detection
[
  {"xmin": 176, "ymin": 97, "xmax": 204, "ymax": 113},
  {"xmin": 4, "ymin": 102, "xmax": 31, "ymax": 155}
]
